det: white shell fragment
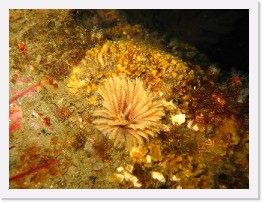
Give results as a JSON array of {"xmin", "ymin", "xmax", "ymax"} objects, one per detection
[
  {"xmin": 146, "ymin": 155, "xmax": 152, "ymax": 163},
  {"xmin": 114, "ymin": 173, "xmax": 124, "ymax": 182},
  {"xmin": 115, "ymin": 165, "xmax": 142, "ymax": 188},
  {"xmin": 151, "ymin": 171, "xmax": 166, "ymax": 183},
  {"xmin": 125, "ymin": 164, "xmax": 134, "ymax": 173},
  {"xmin": 170, "ymin": 175, "xmax": 181, "ymax": 182},
  {"xmin": 171, "ymin": 114, "xmax": 186, "ymax": 125},
  {"xmin": 191, "ymin": 124, "xmax": 199, "ymax": 131},
  {"xmin": 124, "ymin": 171, "xmax": 142, "ymax": 188},
  {"xmin": 116, "ymin": 166, "xmax": 124, "ymax": 172},
  {"xmin": 187, "ymin": 120, "xmax": 199, "ymax": 131}
]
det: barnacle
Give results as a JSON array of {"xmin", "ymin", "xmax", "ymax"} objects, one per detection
[{"xmin": 93, "ymin": 74, "xmax": 165, "ymax": 150}]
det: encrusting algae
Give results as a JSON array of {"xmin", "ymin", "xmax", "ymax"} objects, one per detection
[{"xmin": 66, "ymin": 40, "xmax": 195, "ymax": 101}]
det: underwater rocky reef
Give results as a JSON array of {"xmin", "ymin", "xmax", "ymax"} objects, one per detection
[{"xmin": 9, "ymin": 9, "xmax": 248, "ymax": 189}]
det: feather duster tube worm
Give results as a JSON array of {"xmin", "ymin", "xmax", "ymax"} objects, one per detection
[{"xmin": 93, "ymin": 74, "xmax": 165, "ymax": 150}]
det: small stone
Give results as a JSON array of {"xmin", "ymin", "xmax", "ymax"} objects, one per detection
[{"xmin": 171, "ymin": 114, "xmax": 186, "ymax": 125}]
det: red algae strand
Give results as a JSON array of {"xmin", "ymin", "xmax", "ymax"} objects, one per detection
[
  {"xmin": 9, "ymin": 82, "xmax": 42, "ymax": 104},
  {"xmin": 9, "ymin": 122, "xmax": 21, "ymax": 132},
  {"xmin": 9, "ymin": 159, "xmax": 60, "ymax": 182}
]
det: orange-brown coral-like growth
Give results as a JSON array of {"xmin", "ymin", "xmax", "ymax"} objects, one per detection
[{"xmin": 93, "ymin": 74, "xmax": 165, "ymax": 150}]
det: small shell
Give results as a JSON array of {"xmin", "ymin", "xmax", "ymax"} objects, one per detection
[
  {"xmin": 124, "ymin": 171, "xmax": 142, "ymax": 188},
  {"xmin": 191, "ymin": 124, "xmax": 199, "ymax": 131},
  {"xmin": 125, "ymin": 164, "xmax": 133, "ymax": 173},
  {"xmin": 114, "ymin": 173, "xmax": 124, "ymax": 182},
  {"xmin": 116, "ymin": 166, "xmax": 124, "ymax": 172},
  {"xmin": 187, "ymin": 120, "xmax": 199, "ymax": 131},
  {"xmin": 151, "ymin": 171, "xmax": 166, "ymax": 183},
  {"xmin": 171, "ymin": 114, "xmax": 186, "ymax": 125},
  {"xmin": 146, "ymin": 155, "xmax": 152, "ymax": 163},
  {"xmin": 170, "ymin": 175, "xmax": 180, "ymax": 182}
]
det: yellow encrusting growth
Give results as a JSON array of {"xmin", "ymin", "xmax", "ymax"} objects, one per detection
[
  {"xmin": 67, "ymin": 40, "xmax": 195, "ymax": 99},
  {"xmin": 93, "ymin": 74, "xmax": 165, "ymax": 150}
]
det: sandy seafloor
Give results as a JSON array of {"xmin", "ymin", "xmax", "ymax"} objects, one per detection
[{"xmin": 9, "ymin": 9, "xmax": 249, "ymax": 189}]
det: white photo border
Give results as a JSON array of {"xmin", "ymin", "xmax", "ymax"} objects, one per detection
[{"xmin": 1, "ymin": 0, "xmax": 259, "ymax": 199}]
